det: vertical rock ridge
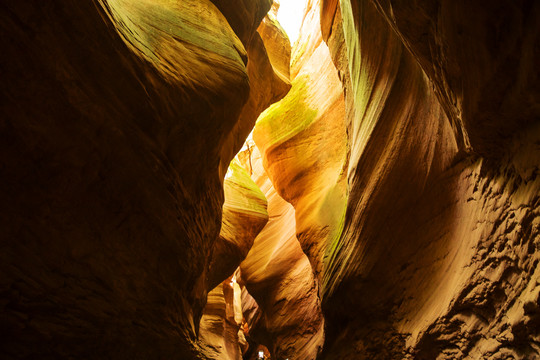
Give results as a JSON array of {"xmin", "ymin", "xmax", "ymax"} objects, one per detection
[
  {"xmin": 218, "ymin": 7, "xmax": 292, "ymax": 178},
  {"xmin": 368, "ymin": 0, "xmax": 540, "ymax": 160},
  {"xmin": 207, "ymin": 161, "xmax": 269, "ymax": 291},
  {"xmin": 199, "ymin": 277, "xmax": 247, "ymax": 360},
  {"xmin": 1, "ymin": 0, "xmax": 538, "ymax": 358}
]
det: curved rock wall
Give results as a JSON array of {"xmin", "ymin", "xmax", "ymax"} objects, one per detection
[
  {"xmin": 207, "ymin": 161, "xmax": 268, "ymax": 291},
  {"xmin": 218, "ymin": 4, "xmax": 292, "ymax": 178},
  {"xmin": 369, "ymin": 0, "xmax": 540, "ymax": 159},
  {"xmin": 317, "ymin": 0, "xmax": 540, "ymax": 358},
  {"xmin": 199, "ymin": 278, "xmax": 246, "ymax": 360},
  {"xmin": 2, "ymin": 0, "xmax": 538, "ymax": 358},
  {"xmin": 254, "ymin": 0, "xmax": 348, "ymax": 287},
  {"xmin": 0, "ymin": 0, "xmax": 286, "ymax": 358},
  {"xmin": 238, "ymin": 144, "xmax": 325, "ymax": 360}
]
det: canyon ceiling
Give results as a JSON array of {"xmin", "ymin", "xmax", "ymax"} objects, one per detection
[{"xmin": 1, "ymin": 0, "xmax": 539, "ymax": 359}]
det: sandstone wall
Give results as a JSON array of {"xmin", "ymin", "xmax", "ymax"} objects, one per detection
[
  {"xmin": 0, "ymin": 0, "xmax": 287, "ymax": 357},
  {"xmin": 318, "ymin": 0, "xmax": 540, "ymax": 358}
]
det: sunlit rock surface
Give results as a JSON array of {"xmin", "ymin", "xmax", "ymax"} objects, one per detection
[
  {"xmin": 200, "ymin": 160, "xmax": 267, "ymax": 359},
  {"xmin": 200, "ymin": 7, "xmax": 292, "ymax": 358},
  {"xmin": 0, "ymin": 0, "xmax": 282, "ymax": 358},
  {"xmin": 237, "ymin": 144, "xmax": 325, "ymax": 360},
  {"xmin": 317, "ymin": 0, "xmax": 540, "ymax": 358},
  {"xmin": 199, "ymin": 278, "xmax": 246, "ymax": 360},
  {"xmin": 207, "ymin": 161, "xmax": 268, "ymax": 290},
  {"xmin": 218, "ymin": 3, "xmax": 292, "ymax": 178},
  {"xmin": 1, "ymin": 0, "xmax": 538, "ymax": 358},
  {"xmin": 254, "ymin": 0, "xmax": 348, "ymax": 286}
]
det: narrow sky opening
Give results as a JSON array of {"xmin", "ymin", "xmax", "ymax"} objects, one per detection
[{"xmin": 276, "ymin": 0, "xmax": 308, "ymax": 44}]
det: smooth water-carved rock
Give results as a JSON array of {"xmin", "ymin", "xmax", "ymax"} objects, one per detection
[
  {"xmin": 0, "ymin": 0, "xmax": 281, "ymax": 358},
  {"xmin": 238, "ymin": 145, "xmax": 325, "ymax": 360},
  {"xmin": 199, "ymin": 277, "xmax": 246, "ymax": 360},
  {"xmin": 207, "ymin": 162, "xmax": 268, "ymax": 290},
  {"xmin": 254, "ymin": 0, "xmax": 348, "ymax": 285},
  {"xmin": 369, "ymin": 0, "xmax": 540, "ymax": 159},
  {"xmin": 218, "ymin": 5, "xmax": 292, "ymax": 178},
  {"xmin": 1, "ymin": 0, "xmax": 538, "ymax": 358}
]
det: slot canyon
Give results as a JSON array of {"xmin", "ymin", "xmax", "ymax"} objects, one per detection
[{"xmin": 1, "ymin": 0, "xmax": 539, "ymax": 359}]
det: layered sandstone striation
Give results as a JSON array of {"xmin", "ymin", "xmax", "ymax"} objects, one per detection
[
  {"xmin": 218, "ymin": 2, "xmax": 292, "ymax": 178},
  {"xmin": 199, "ymin": 278, "xmax": 247, "ymax": 360},
  {"xmin": 316, "ymin": 0, "xmax": 540, "ymax": 358},
  {"xmin": 237, "ymin": 144, "xmax": 325, "ymax": 360},
  {"xmin": 0, "ymin": 0, "xmax": 287, "ymax": 358},
  {"xmin": 254, "ymin": 0, "xmax": 348, "ymax": 285},
  {"xmin": 199, "ymin": 8, "xmax": 293, "ymax": 358},
  {"xmin": 207, "ymin": 161, "xmax": 268, "ymax": 291},
  {"xmin": 368, "ymin": 0, "xmax": 540, "ymax": 159},
  {"xmin": 199, "ymin": 161, "xmax": 267, "ymax": 359},
  {"xmin": 1, "ymin": 0, "xmax": 539, "ymax": 358}
]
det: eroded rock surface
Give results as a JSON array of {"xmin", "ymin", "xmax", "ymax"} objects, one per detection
[
  {"xmin": 207, "ymin": 162, "xmax": 268, "ymax": 290},
  {"xmin": 0, "ymin": 0, "xmax": 283, "ymax": 358},
  {"xmin": 199, "ymin": 278, "xmax": 246, "ymax": 360},
  {"xmin": 369, "ymin": 0, "xmax": 540, "ymax": 159},
  {"xmin": 237, "ymin": 144, "xmax": 325, "ymax": 360},
  {"xmin": 254, "ymin": 0, "xmax": 348, "ymax": 285},
  {"xmin": 218, "ymin": 5, "xmax": 292, "ymax": 178},
  {"xmin": 1, "ymin": 0, "xmax": 538, "ymax": 358},
  {"xmin": 317, "ymin": 0, "xmax": 540, "ymax": 359}
]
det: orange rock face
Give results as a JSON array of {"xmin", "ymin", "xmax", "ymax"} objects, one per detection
[
  {"xmin": 317, "ymin": 0, "xmax": 540, "ymax": 358},
  {"xmin": 199, "ymin": 9, "xmax": 293, "ymax": 358},
  {"xmin": 1, "ymin": 0, "xmax": 539, "ymax": 358},
  {"xmin": 199, "ymin": 277, "xmax": 246, "ymax": 360},
  {"xmin": 254, "ymin": 0, "xmax": 348, "ymax": 287},
  {"xmin": 207, "ymin": 161, "xmax": 268, "ymax": 291},
  {"xmin": 238, "ymin": 144, "xmax": 324, "ymax": 360},
  {"xmin": 219, "ymin": 5, "xmax": 292, "ymax": 178}
]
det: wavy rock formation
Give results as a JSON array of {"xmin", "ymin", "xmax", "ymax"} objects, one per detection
[
  {"xmin": 0, "ymin": 0, "xmax": 286, "ymax": 358},
  {"xmin": 199, "ymin": 278, "xmax": 246, "ymax": 360},
  {"xmin": 369, "ymin": 0, "xmax": 540, "ymax": 159},
  {"xmin": 207, "ymin": 162, "xmax": 268, "ymax": 291},
  {"xmin": 199, "ymin": 161, "xmax": 267, "ymax": 359},
  {"xmin": 218, "ymin": 1, "xmax": 292, "ymax": 178},
  {"xmin": 1, "ymin": 0, "xmax": 539, "ymax": 358},
  {"xmin": 254, "ymin": 0, "xmax": 348, "ymax": 285},
  {"xmin": 199, "ymin": 8, "xmax": 292, "ymax": 358},
  {"xmin": 317, "ymin": 0, "xmax": 540, "ymax": 359},
  {"xmin": 237, "ymin": 144, "xmax": 325, "ymax": 360}
]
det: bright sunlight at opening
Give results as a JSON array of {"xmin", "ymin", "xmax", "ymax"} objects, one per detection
[{"xmin": 276, "ymin": 0, "xmax": 309, "ymax": 44}]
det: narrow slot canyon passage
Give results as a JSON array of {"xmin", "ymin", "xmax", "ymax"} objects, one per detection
[{"xmin": 1, "ymin": 0, "xmax": 539, "ymax": 360}]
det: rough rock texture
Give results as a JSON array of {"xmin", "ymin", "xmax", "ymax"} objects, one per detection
[
  {"xmin": 316, "ymin": 0, "xmax": 540, "ymax": 359},
  {"xmin": 237, "ymin": 144, "xmax": 325, "ymax": 360},
  {"xmin": 369, "ymin": 0, "xmax": 540, "ymax": 159},
  {"xmin": 0, "ymin": 0, "xmax": 284, "ymax": 358},
  {"xmin": 2, "ymin": 0, "xmax": 539, "ymax": 358}
]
